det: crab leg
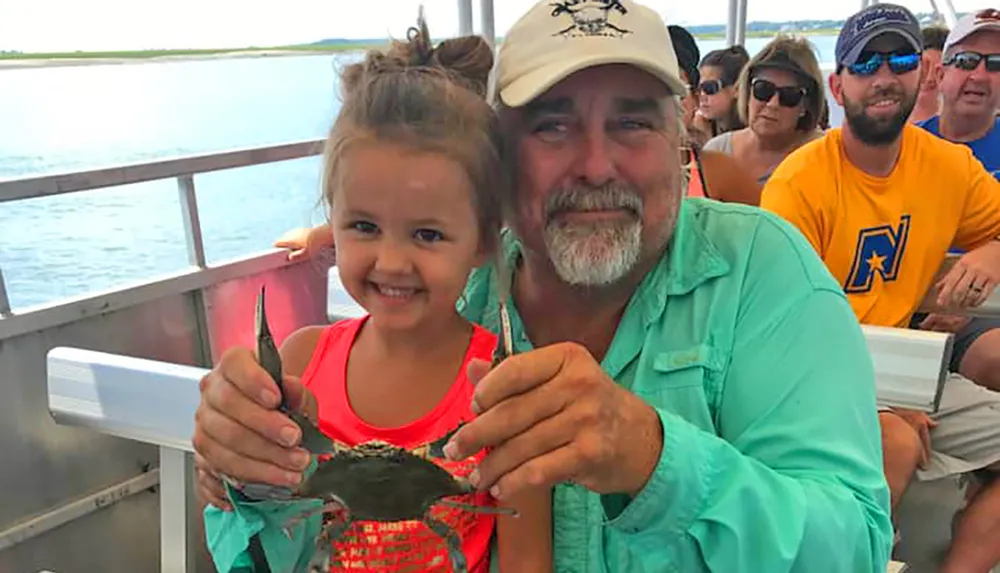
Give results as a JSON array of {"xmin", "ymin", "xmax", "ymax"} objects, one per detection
[
  {"xmin": 438, "ymin": 498, "xmax": 519, "ymax": 517},
  {"xmin": 281, "ymin": 496, "xmax": 350, "ymax": 538},
  {"xmin": 233, "ymin": 480, "xmax": 296, "ymax": 502},
  {"xmin": 307, "ymin": 514, "xmax": 353, "ymax": 573},
  {"xmin": 424, "ymin": 515, "xmax": 469, "ymax": 573}
]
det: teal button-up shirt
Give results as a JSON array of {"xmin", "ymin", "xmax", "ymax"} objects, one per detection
[
  {"xmin": 463, "ymin": 198, "xmax": 893, "ymax": 572},
  {"xmin": 205, "ymin": 198, "xmax": 892, "ymax": 573}
]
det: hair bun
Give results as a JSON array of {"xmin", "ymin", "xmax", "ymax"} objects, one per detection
[
  {"xmin": 426, "ymin": 36, "xmax": 493, "ymax": 97},
  {"xmin": 353, "ymin": 5, "xmax": 493, "ymax": 98}
]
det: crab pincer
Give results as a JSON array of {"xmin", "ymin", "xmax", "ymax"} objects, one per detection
[{"xmin": 256, "ymin": 286, "xmax": 336, "ymax": 456}]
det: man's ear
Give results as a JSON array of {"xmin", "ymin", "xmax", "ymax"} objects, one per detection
[
  {"xmin": 829, "ymin": 71, "xmax": 845, "ymax": 107},
  {"xmin": 932, "ymin": 62, "xmax": 945, "ymax": 87}
]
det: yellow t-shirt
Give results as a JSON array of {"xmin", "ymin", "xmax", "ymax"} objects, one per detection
[{"xmin": 760, "ymin": 124, "xmax": 1000, "ymax": 328}]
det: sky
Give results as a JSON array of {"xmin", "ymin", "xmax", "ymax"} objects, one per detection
[{"xmin": 0, "ymin": 0, "xmax": 988, "ymax": 52}]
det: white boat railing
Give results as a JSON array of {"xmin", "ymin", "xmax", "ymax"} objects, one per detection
[{"xmin": 0, "ymin": 139, "xmax": 331, "ymax": 572}]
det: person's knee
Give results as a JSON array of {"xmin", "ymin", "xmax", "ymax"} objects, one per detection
[
  {"xmin": 879, "ymin": 412, "xmax": 923, "ymax": 474},
  {"xmin": 958, "ymin": 329, "xmax": 1000, "ymax": 391}
]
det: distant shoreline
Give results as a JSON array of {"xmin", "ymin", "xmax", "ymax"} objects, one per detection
[
  {"xmin": 0, "ymin": 45, "xmax": 385, "ymax": 70},
  {"xmin": 0, "ymin": 29, "xmax": 843, "ymax": 70}
]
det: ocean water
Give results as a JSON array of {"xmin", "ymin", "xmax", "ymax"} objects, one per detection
[{"xmin": 0, "ymin": 35, "xmax": 839, "ymax": 310}]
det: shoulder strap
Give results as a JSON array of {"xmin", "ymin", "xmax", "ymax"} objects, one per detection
[{"xmin": 691, "ymin": 146, "xmax": 710, "ymax": 199}]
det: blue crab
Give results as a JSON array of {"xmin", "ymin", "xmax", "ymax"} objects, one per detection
[{"xmin": 232, "ymin": 286, "xmax": 516, "ymax": 573}]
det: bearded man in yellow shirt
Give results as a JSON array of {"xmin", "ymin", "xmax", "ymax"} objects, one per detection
[{"xmin": 761, "ymin": 4, "xmax": 1000, "ymax": 572}]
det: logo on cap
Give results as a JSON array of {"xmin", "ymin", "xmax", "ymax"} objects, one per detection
[
  {"xmin": 550, "ymin": 0, "xmax": 632, "ymax": 38},
  {"xmin": 852, "ymin": 6, "xmax": 913, "ymax": 35},
  {"xmin": 974, "ymin": 8, "xmax": 1000, "ymax": 24}
]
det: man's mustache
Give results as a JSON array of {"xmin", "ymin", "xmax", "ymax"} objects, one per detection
[{"xmin": 544, "ymin": 184, "xmax": 644, "ymax": 224}]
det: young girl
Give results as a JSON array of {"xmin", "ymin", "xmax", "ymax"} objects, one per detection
[{"xmin": 207, "ymin": 14, "xmax": 552, "ymax": 573}]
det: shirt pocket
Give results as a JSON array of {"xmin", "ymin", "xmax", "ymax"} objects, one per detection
[{"xmin": 635, "ymin": 346, "xmax": 721, "ymax": 434}]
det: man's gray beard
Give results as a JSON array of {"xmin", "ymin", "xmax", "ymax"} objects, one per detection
[{"xmin": 542, "ymin": 184, "xmax": 644, "ymax": 287}]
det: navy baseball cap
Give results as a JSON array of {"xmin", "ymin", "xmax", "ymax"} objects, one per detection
[
  {"xmin": 668, "ymin": 25, "xmax": 701, "ymax": 87},
  {"xmin": 835, "ymin": 3, "xmax": 923, "ymax": 67}
]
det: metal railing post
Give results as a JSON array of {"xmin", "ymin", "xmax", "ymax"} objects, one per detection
[
  {"xmin": 176, "ymin": 174, "xmax": 214, "ymax": 365},
  {"xmin": 735, "ymin": 0, "xmax": 748, "ymax": 46},
  {"xmin": 177, "ymin": 175, "xmax": 207, "ymax": 269},
  {"xmin": 938, "ymin": 0, "xmax": 958, "ymax": 29},
  {"xmin": 479, "ymin": 0, "xmax": 496, "ymax": 47},
  {"xmin": 160, "ymin": 447, "xmax": 197, "ymax": 573},
  {"xmin": 0, "ymin": 267, "xmax": 11, "ymax": 317},
  {"xmin": 726, "ymin": 0, "xmax": 739, "ymax": 46},
  {"xmin": 457, "ymin": 0, "xmax": 474, "ymax": 36}
]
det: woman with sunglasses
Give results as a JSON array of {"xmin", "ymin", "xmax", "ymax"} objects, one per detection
[
  {"xmin": 697, "ymin": 46, "xmax": 749, "ymax": 137},
  {"xmin": 667, "ymin": 25, "xmax": 763, "ymax": 205},
  {"xmin": 703, "ymin": 35, "xmax": 827, "ymax": 186}
]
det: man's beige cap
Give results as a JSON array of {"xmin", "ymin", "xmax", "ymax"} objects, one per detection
[{"xmin": 495, "ymin": 0, "xmax": 688, "ymax": 108}]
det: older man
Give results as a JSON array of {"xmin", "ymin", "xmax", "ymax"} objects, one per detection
[
  {"xmin": 761, "ymin": 4, "xmax": 1000, "ymax": 572},
  {"xmin": 193, "ymin": 1, "xmax": 893, "ymax": 571},
  {"xmin": 919, "ymin": 10, "xmax": 1000, "ymax": 177},
  {"xmin": 910, "ymin": 10, "xmax": 1000, "ymax": 397}
]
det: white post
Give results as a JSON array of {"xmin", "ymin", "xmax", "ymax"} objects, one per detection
[
  {"xmin": 160, "ymin": 447, "xmax": 197, "ymax": 573},
  {"xmin": 176, "ymin": 175, "xmax": 206, "ymax": 269},
  {"xmin": 0, "ymin": 267, "xmax": 10, "ymax": 317},
  {"xmin": 480, "ymin": 0, "xmax": 496, "ymax": 47},
  {"xmin": 735, "ymin": 0, "xmax": 748, "ymax": 46},
  {"xmin": 457, "ymin": 0, "xmax": 474, "ymax": 36},
  {"xmin": 938, "ymin": 0, "xmax": 958, "ymax": 29},
  {"xmin": 726, "ymin": 0, "xmax": 739, "ymax": 46}
]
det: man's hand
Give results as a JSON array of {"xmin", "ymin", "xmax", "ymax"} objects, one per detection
[
  {"xmin": 892, "ymin": 408, "xmax": 938, "ymax": 469},
  {"xmin": 191, "ymin": 347, "xmax": 317, "ymax": 508},
  {"xmin": 936, "ymin": 242, "xmax": 1000, "ymax": 308},
  {"xmin": 919, "ymin": 313, "xmax": 972, "ymax": 333},
  {"xmin": 443, "ymin": 342, "xmax": 663, "ymax": 500}
]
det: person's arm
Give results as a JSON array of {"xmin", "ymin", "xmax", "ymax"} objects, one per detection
[
  {"xmin": 496, "ymin": 488, "xmax": 552, "ymax": 572},
  {"xmin": 274, "ymin": 223, "xmax": 335, "ymax": 262},
  {"xmin": 932, "ymin": 154, "xmax": 1000, "ymax": 307},
  {"xmin": 604, "ymin": 216, "xmax": 893, "ymax": 572},
  {"xmin": 952, "ymin": 151, "xmax": 1000, "ymax": 251},
  {"xmin": 699, "ymin": 149, "xmax": 762, "ymax": 206}
]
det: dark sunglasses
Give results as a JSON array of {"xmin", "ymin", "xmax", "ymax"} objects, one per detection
[
  {"xmin": 846, "ymin": 51, "xmax": 921, "ymax": 76},
  {"xmin": 944, "ymin": 51, "xmax": 1000, "ymax": 73},
  {"xmin": 751, "ymin": 78, "xmax": 807, "ymax": 107},
  {"xmin": 698, "ymin": 79, "xmax": 723, "ymax": 95}
]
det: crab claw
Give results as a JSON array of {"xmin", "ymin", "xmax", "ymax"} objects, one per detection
[
  {"xmin": 491, "ymin": 300, "xmax": 515, "ymax": 368},
  {"xmin": 256, "ymin": 286, "xmax": 287, "ymax": 410},
  {"xmin": 255, "ymin": 286, "xmax": 338, "ymax": 456},
  {"xmin": 425, "ymin": 422, "xmax": 466, "ymax": 459}
]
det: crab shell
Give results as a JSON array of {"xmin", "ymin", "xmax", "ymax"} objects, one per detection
[{"xmin": 297, "ymin": 441, "xmax": 474, "ymax": 522}]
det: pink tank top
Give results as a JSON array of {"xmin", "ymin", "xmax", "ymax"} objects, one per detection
[{"xmin": 300, "ymin": 317, "xmax": 497, "ymax": 573}]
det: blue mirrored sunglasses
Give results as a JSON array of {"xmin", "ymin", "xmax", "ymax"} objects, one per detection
[{"xmin": 846, "ymin": 52, "xmax": 921, "ymax": 76}]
